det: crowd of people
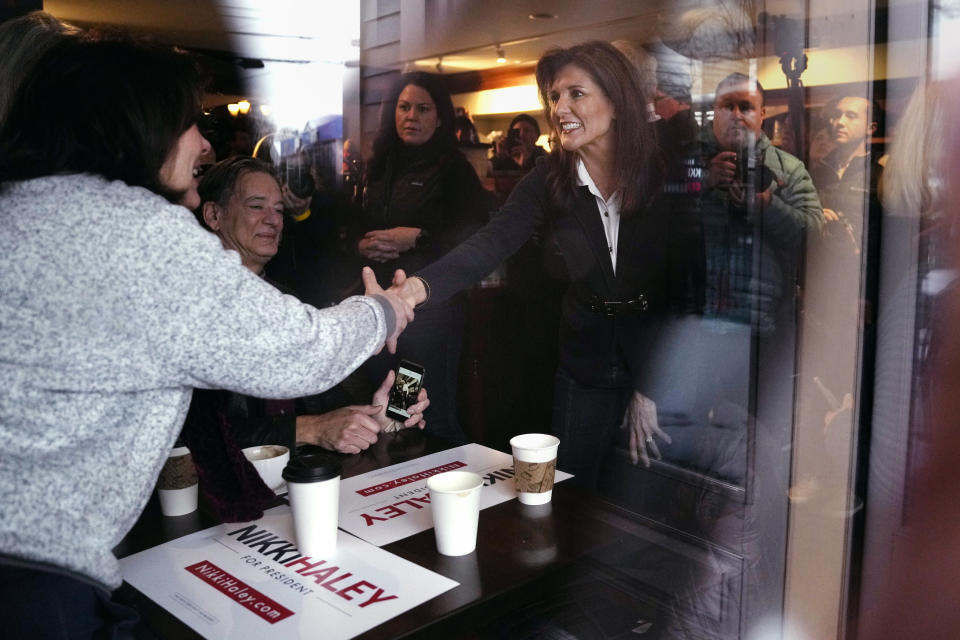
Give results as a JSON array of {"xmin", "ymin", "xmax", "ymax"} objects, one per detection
[{"xmin": 0, "ymin": 7, "xmax": 953, "ymax": 638}]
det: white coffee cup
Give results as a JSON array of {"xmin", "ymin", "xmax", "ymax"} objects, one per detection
[
  {"xmin": 282, "ymin": 452, "xmax": 341, "ymax": 558},
  {"xmin": 243, "ymin": 445, "xmax": 290, "ymax": 494},
  {"xmin": 510, "ymin": 433, "xmax": 560, "ymax": 505},
  {"xmin": 427, "ymin": 471, "xmax": 484, "ymax": 556},
  {"xmin": 157, "ymin": 446, "xmax": 198, "ymax": 517}
]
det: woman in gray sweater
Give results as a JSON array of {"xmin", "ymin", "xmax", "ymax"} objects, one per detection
[{"xmin": 0, "ymin": 34, "xmax": 411, "ymax": 637}]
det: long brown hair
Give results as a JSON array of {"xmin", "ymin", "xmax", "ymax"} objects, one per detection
[
  {"xmin": 535, "ymin": 40, "xmax": 662, "ymax": 216},
  {"xmin": 367, "ymin": 71, "xmax": 458, "ymax": 181}
]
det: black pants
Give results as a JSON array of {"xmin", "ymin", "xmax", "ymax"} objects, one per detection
[
  {"xmin": 551, "ymin": 369, "xmax": 631, "ymax": 488},
  {"xmin": 0, "ymin": 564, "xmax": 139, "ymax": 639}
]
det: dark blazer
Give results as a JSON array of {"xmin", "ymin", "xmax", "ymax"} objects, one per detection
[{"xmin": 417, "ymin": 160, "xmax": 674, "ymax": 391}]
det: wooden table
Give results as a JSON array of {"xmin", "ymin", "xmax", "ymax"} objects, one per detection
[{"xmin": 116, "ymin": 429, "xmax": 669, "ymax": 639}]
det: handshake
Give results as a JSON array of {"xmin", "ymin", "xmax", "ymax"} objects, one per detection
[{"xmin": 360, "ymin": 266, "xmax": 429, "ymax": 354}]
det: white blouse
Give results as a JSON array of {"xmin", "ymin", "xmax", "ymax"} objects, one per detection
[{"xmin": 576, "ymin": 158, "xmax": 621, "ymax": 274}]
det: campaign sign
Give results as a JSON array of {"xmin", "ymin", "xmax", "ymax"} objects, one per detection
[
  {"xmin": 120, "ymin": 506, "xmax": 457, "ymax": 640},
  {"xmin": 338, "ymin": 443, "xmax": 572, "ymax": 547}
]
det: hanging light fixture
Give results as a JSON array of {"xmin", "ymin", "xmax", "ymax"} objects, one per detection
[{"xmin": 496, "ymin": 45, "xmax": 506, "ymax": 64}]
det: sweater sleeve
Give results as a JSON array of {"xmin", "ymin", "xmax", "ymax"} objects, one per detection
[
  {"xmin": 138, "ymin": 205, "xmax": 388, "ymax": 399},
  {"xmin": 416, "ymin": 165, "xmax": 547, "ymax": 305}
]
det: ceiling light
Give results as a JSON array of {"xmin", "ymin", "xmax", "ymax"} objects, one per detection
[
  {"xmin": 528, "ymin": 12, "xmax": 557, "ymax": 20},
  {"xmin": 496, "ymin": 45, "xmax": 506, "ymax": 64}
]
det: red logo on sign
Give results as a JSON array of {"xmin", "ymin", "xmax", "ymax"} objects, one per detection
[
  {"xmin": 185, "ymin": 561, "xmax": 293, "ymax": 624},
  {"xmin": 355, "ymin": 461, "xmax": 467, "ymax": 496}
]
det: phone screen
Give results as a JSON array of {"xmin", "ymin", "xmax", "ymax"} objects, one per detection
[{"xmin": 387, "ymin": 362, "xmax": 424, "ymax": 420}]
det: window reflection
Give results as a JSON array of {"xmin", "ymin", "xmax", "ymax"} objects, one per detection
[{"xmin": 20, "ymin": 0, "xmax": 959, "ymax": 636}]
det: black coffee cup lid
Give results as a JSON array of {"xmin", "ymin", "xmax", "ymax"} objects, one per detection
[{"xmin": 282, "ymin": 452, "xmax": 342, "ymax": 483}]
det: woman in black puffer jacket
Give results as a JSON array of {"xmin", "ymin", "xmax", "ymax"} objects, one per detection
[{"xmin": 355, "ymin": 71, "xmax": 493, "ymax": 444}]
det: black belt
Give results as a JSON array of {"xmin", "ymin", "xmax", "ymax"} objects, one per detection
[{"xmin": 589, "ymin": 295, "xmax": 649, "ymax": 316}]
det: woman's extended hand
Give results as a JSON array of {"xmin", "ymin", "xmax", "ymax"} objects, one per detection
[
  {"xmin": 387, "ymin": 270, "xmax": 428, "ymax": 308},
  {"xmin": 362, "ymin": 266, "xmax": 414, "ymax": 354},
  {"xmin": 621, "ymin": 391, "xmax": 672, "ymax": 467},
  {"xmin": 358, "ymin": 227, "xmax": 421, "ymax": 262},
  {"xmin": 371, "ymin": 369, "xmax": 430, "ymax": 432}
]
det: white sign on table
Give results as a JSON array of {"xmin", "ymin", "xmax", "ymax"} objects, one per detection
[
  {"xmin": 338, "ymin": 443, "xmax": 572, "ymax": 547},
  {"xmin": 119, "ymin": 506, "xmax": 457, "ymax": 640}
]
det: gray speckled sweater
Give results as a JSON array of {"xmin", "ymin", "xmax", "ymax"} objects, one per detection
[{"xmin": 0, "ymin": 175, "xmax": 390, "ymax": 589}]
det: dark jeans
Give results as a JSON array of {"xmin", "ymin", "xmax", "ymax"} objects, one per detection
[
  {"xmin": 361, "ymin": 294, "xmax": 467, "ymax": 444},
  {"xmin": 0, "ymin": 563, "xmax": 139, "ymax": 639},
  {"xmin": 551, "ymin": 369, "xmax": 631, "ymax": 488}
]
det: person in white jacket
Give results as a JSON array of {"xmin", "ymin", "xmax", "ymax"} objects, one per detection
[{"xmin": 0, "ymin": 33, "xmax": 413, "ymax": 638}]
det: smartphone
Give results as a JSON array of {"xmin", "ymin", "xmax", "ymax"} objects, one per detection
[{"xmin": 385, "ymin": 360, "xmax": 425, "ymax": 422}]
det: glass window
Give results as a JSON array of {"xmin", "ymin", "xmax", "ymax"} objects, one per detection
[{"xmin": 28, "ymin": 0, "xmax": 957, "ymax": 636}]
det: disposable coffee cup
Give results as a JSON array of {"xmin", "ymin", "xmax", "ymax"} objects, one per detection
[
  {"xmin": 157, "ymin": 446, "xmax": 198, "ymax": 517},
  {"xmin": 243, "ymin": 445, "xmax": 290, "ymax": 494},
  {"xmin": 510, "ymin": 433, "xmax": 560, "ymax": 505},
  {"xmin": 282, "ymin": 452, "xmax": 341, "ymax": 558},
  {"xmin": 427, "ymin": 471, "xmax": 484, "ymax": 556}
]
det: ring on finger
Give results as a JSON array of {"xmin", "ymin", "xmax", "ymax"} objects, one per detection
[{"xmin": 645, "ymin": 436, "xmax": 654, "ymax": 443}]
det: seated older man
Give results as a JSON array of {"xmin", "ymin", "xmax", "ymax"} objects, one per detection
[{"xmin": 193, "ymin": 156, "xmax": 429, "ymax": 454}]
